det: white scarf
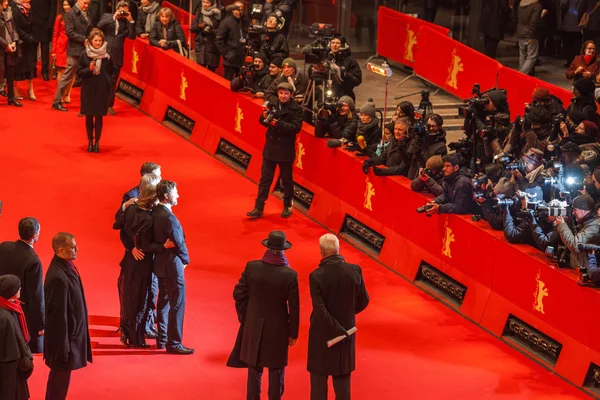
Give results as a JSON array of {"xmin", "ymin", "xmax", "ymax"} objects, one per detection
[{"xmin": 86, "ymin": 42, "xmax": 109, "ymax": 75}]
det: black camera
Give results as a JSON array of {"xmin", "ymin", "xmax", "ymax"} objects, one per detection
[
  {"xmin": 408, "ymin": 121, "xmax": 428, "ymax": 137},
  {"xmin": 472, "ymin": 173, "xmax": 494, "ymax": 200},
  {"xmin": 505, "ymin": 160, "xmax": 525, "ymax": 172},
  {"xmin": 302, "ymin": 23, "xmax": 335, "ymax": 65},
  {"xmin": 118, "ymin": 9, "xmax": 129, "ymax": 17},
  {"xmin": 416, "ymin": 204, "xmax": 434, "ymax": 216},
  {"xmin": 545, "ymin": 245, "xmax": 570, "ymax": 268},
  {"xmin": 497, "ymin": 197, "xmax": 518, "ymax": 208},
  {"xmin": 458, "ymin": 97, "xmax": 489, "ymax": 118},
  {"xmin": 262, "ymin": 101, "xmax": 276, "ymax": 124},
  {"xmin": 448, "ymin": 138, "xmax": 469, "ymax": 151}
]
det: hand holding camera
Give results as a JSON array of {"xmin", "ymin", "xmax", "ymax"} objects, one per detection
[
  {"xmin": 419, "ymin": 168, "xmax": 430, "ymax": 182},
  {"xmin": 425, "ymin": 202, "xmax": 439, "ymax": 217}
]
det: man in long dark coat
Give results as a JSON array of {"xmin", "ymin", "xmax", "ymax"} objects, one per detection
[
  {"xmin": 307, "ymin": 233, "xmax": 369, "ymax": 400},
  {"xmin": 31, "ymin": 0, "xmax": 55, "ymax": 80},
  {"xmin": 228, "ymin": 230, "xmax": 300, "ymax": 400},
  {"xmin": 44, "ymin": 232, "xmax": 92, "ymax": 400},
  {"xmin": 0, "ymin": 217, "xmax": 45, "ymax": 354}
]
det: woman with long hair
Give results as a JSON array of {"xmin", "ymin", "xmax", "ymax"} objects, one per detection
[
  {"xmin": 0, "ymin": 0, "xmax": 20, "ymax": 106},
  {"xmin": 51, "ymin": 0, "xmax": 73, "ymax": 103},
  {"xmin": 12, "ymin": 0, "xmax": 36, "ymax": 101},
  {"xmin": 77, "ymin": 28, "xmax": 111, "ymax": 153},
  {"xmin": 191, "ymin": 0, "xmax": 221, "ymax": 71},
  {"xmin": 149, "ymin": 8, "xmax": 186, "ymax": 55}
]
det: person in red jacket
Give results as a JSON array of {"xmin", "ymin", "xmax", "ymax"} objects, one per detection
[
  {"xmin": 566, "ymin": 40, "xmax": 600, "ymax": 82},
  {"xmin": 51, "ymin": 0, "xmax": 73, "ymax": 103}
]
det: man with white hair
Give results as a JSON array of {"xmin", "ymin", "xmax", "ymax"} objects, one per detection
[{"xmin": 307, "ymin": 233, "xmax": 369, "ymax": 400}]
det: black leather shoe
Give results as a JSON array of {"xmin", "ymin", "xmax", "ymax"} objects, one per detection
[
  {"xmin": 166, "ymin": 346, "xmax": 194, "ymax": 355},
  {"xmin": 43, "ymin": 72, "xmax": 50, "ymax": 81},
  {"xmin": 145, "ymin": 330, "xmax": 158, "ymax": 339},
  {"xmin": 87, "ymin": 140, "xmax": 93, "ymax": 152},
  {"xmin": 93, "ymin": 141, "xmax": 100, "ymax": 153},
  {"xmin": 52, "ymin": 102, "xmax": 68, "ymax": 112},
  {"xmin": 246, "ymin": 208, "xmax": 264, "ymax": 219},
  {"xmin": 120, "ymin": 332, "xmax": 130, "ymax": 348},
  {"xmin": 77, "ymin": 112, "xmax": 84, "ymax": 117},
  {"xmin": 281, "ymin": 207, "xmax": 293, "ymax": 218},
  {"xmin": 131, "ymin": 343, "xmax": 151, "ymax": 349},
  {"xmin": 8, "ymin": 98, "xmax": 22, "ymax": 107}
]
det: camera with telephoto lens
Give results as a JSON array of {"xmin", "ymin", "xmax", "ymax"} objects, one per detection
[
  {"xmin": 472, "ymin": 173, "xmax": 494, "ymax": 200},
  {"xmin": 318, "ymin": 94, "xmax": 342, "ymax": 114},
  {"xmin": 416, "ymin": 204, "xmax": 434, "ymax": 216},
  {"xmin": 458, "ymin": 97, "xmax": 489, "ymax": 118},
  {"xmin": 262, "ymin": 101, "xmax": 276, "ymax": 124},
  {"xmin": 545, "ymin": 245, "xmax": 570, "ymax": 268},
  {"xmin": 302, "ymin": 23, "xmax": 334, "ymax": 65},
  {"xmin": 408, "ymin": 120, "xmax": 428, "ymax": 138},
  {"xmin": 576, "ymin": 243, "xmax": 600, "ymax": 283},
  {"xmin": 505, "ymin": 159, "xmax": 525, "ymax": 172}
]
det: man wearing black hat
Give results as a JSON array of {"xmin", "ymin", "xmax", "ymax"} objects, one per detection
[
  {"xmin": 216, "ymin": 1, "xmax": 245, "ymax": 80},
  {"xmin": 0, "ymin": 217, "xmax": 45, "ymax": 354},
  {"xmin": 247, "ymin": 81, "xmax": 304, "ymax": 219},
  {"xmin": 556, "ymin": 194, "xmax": 600, "ymax": 269},
  {"xmin": 255, "ymin": 57, "xmax": 283, "ymax": 98},
  {"xmin": 307, "ymin": 233, "xmax": 369, "ymax": 400},
  {"xmin": 0, "ymin": 275, "xmax": 34, "ymax": 400},
  {"xmin": 44, "ymin": 232, "xmax": 92, "ymax": 400},
  {"xmin": 328, "ymin": 35, "xmax": 361, "ymax": 101},
  {"xmin": 228, "ymin": 230, "xmax": 300, "ymax": 400},
  {"xmin": 230, "ymin": 54, "xmax": 270, "ymax": 93}
]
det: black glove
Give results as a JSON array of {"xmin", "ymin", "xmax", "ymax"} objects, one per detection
[{"xmin": 362, "ymin": 159, "xmax": 373, "ymax": 174}]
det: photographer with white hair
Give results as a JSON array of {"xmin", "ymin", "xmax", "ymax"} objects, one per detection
[{"xmin": 307, "ymin": 233, "xmax": 369, "ymax": 400}]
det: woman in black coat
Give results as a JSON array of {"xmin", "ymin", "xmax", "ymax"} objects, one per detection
[
  {"xmin": 0, "ymin": 0, "xmax": 21, "ymax": 106},
  {"xmin": 77, "ymin": 28, "xmax": 112, "ymax": 153},
  {"xmin": 135, "ymin": 0, "xmax": 159, "ymax": 38},
  {"xmin": 13, "ymin": 0, "xmax": 36, "ymax": 101},
  {"xmin": 191, "ymin": 0, "xmax": 221, "ymax": 71},
  {"xmin": 149, "ymin": 7, "xmax": 187, "ymax": 55}
]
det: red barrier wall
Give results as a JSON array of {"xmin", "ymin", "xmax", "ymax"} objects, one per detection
[{"xmin": 118, "ymin": 38, "xmax": 600, "ymax": 396}]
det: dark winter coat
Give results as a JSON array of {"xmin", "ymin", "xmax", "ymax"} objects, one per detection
[
  {"xmin": 0, "ymin": 9, "xmax": 18, "ymax": 83},
  {"xmin": 0, "ymin": 241, "xmax": 45, "ymax": 354},
  {"xmin": 503, "ymin": 211, "xmax": 536, "ymax": 244},
  {"xmin": 135, "ymin": 2, "xmax": 159, "ymax": 36},
  {"xmin": 149, "ymin": 20, "xmax": 186, "ymax": 53},
  {"xmin": 264, "ymin": 72, "xmax": 309, "ymax": 103},
  {"xmin": 261, "ymin": 31, "xmax": 289, "ymax": 61},
  {"xmin": 307, "ymin": 255, "xmax": 369, "ymax": 376},
  {"xmin": 314, "ymin": 112, "xmax": 359, "ymax": 140},
  {"xmin": 229, "ymin": 260, "xmax": 299, "ymax": 369},
  {"xmin": 557, "ymin": 212, "xmax": 600, "ymax": 268},
  {"xmin": 259, "ymin": 98, "xmax": 304, "ymax": 162},
  {"xmin": 44, "ymin": 255, "xmax": 92, "ymax": 371},
  {"xmin": 517, "ymin": 0, "xmax": 543, "ymax": 39},
  {"xmin": 13, "ymin": 8, "xmax": 36, "ymax": 76},
  {"xmin": 191, "ymin": 5, "xmax": 221, "ymax": 68},
  {"xmin": 77, "ymin": 50, "xmax": 112, "ymax": 116},
  {"xmin": 152, "ymin": 204, "xmax": 189, "ymax": 279},
  {"xmin": 0, "ymin": 307, "xmax": 33, "ymax": 400},
  {"xmin": 479, "ymin": 0, "xmax": 511, "ymax": 40},
  {"xmin": 215, "ymin": 13, "xmax": 243, "ymax": 68},
  {"xmin": 371, "ymin": 136, "xmax": 411, "ymax": 176},
  {"xmin": 530, "ymin": 218, "xmax": 561, "ymax": 251},
  {"xmin": 410, "ymin": 175, "xmax": 443, "ymax": 196},
  {"xmin": 30, "ymin": 0, "xmax": 54, "ymax": 43},
  {"xmin": 358, "ymin": 117, "xmax": 381, "ymax": 146},
  {"xmin": 561, "ymin": 0, "xmax": 585, "ymax": 32},
  {"xmin": 64, "ymin": 4, "xmax": 91, "ymax": 57},
  {"xmin": 256, "ymin": 72, "xmax": 276, "ymax": 93},
  {"xmin": 406, "ymin": 131, "xmax": 448, "ymax": 180},
  {"xmin": 434, "ymin": 168, "xmax": 475, "ymax": 214},
  {"xmin": 97, "ymin": 13, "xmax": 136, "ymax": 67},
  {"xmin": 331, "ymin": 50, "xmax": 362, "ymax": 100},
  {"xmin": 567, "ymin": 96, "xmax": 598, "ymax": 123}
]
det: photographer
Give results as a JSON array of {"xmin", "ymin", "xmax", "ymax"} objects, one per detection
[
  {"xmin": 410, "ymin": 155, "xmax": 444, "ymax": 196},
  {"xmin": 357, "ymin": 100, "xmax": 381, "ymax": 146},
  {"xmin": 530, "ymin": 199, "xmax": 564, "ymax": 252},
  {"xmin": 566, "ymin": 78, "xmax": 598, "ymax": 124},
  {"xmin": 519, "ymin": 106, "xmax": 552, "ymax": 155},
  {"xmin": 585, "ymin": 251, "xmax": 600, "ymax": 285},
  {"xmin": 561, "ymin": 120, "xmax": 599, "ymax": 146},
  {"xmin": 328, "ymin": 34, "xmax": 361, "ymax": 101},
  {"xmin": 426, "ymin": 153, "xmax": 474, "ymax": 216},
  {"xmin": 191, "ymin": 0, "xmax": 222, "ymax": 72},
  {"xmin": 261, "ymin": 14, "xmax": 289, "ymax": 62},
  {"xmin": 216, "ymin": 2, "xmax": 244, "ymax": 81},
  {"xmin": 530, "ymin": 87, "xmax": 566, "ymax": 119},
  {"xmin": 510, "ymin": 148, "xmax": 555, "ymax": 201},
  {"xmin": 264, "ymin": 58, "xmax": 308, "ymax": 104},
  {"xmin": 477, "ymin": 177, "xmax": 517, "ymax": 231},
  {"xmin": 558, "ymin": 109, "xmax": 587, "ymax": 138},
  {"xmin": 230, "ymin": 53, "xmax": 268, "ymax": 93},
  {"xmin": 555, "ymin": 194, "xmax": 600, "ymax": 269},
  {"xmin": 406, "ymin": 113, "xmax": 447, "ymax": 180},
  {"xmin": 472, "ymin": 90, "xmax": 511, "ymax": 163},
  {"xmin": 246, "ymin": 82, "xmax": 303, "ymax": 219},
  {"xmin": 362, "ymin": 119, "xmax": 411, "ymax": 177},
  {"xmin": 314, "ymin": 95, "xmax": 358, "ymax": 141}
]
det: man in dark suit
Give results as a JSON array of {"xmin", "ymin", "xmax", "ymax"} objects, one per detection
[
  {"xmin": 52, "ymin": 0, "xmax": 91, "ymax": 111},
  {"xmin": 152, "ymin": 180, "xmax": 193, "ymax": 355},
  {"xmin": 246, "ymin": 82, "xmax": 303, "ymax": 219},
  {"xmin": 0, "ymin": 217, "xmax": 45, "ymax": 354},
  {"xmin": 307, "ymin": 233, "xmax": 369, "ymax": 400},
  {"xmin": 31, "ymin": 0, "xmax": 56, "ymax": 81},
  {"xmin": 228, "ymin": 230, "xmax": 299, "ymax": 400},
  {"xmin": 97, "ymin": 0, "xmax": 136, "ymax": 115},
  {"xmin": 44, "ymin": 232, "xmax": 92, "ymax": 400}
]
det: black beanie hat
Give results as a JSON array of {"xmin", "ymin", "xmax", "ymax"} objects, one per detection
[
  {"xmin": 0, "ymin": 275, "xmax": 21, "ymax": 299},
  {"xmin": 486, "ymin": 90, "xmax": 508, "ymax": 113},
  {"xmin": 270, "ymin": 57, "xmax": 284, "ymax": 69},
  {"xmin": 573, "ymin": 194, "xmax": 595, "ymax": 211},
  {"xmin": 574, "ymin": 78, "xmax": 595, "ymax": 97}
]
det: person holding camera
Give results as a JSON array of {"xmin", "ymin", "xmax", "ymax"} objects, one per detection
[
  {"xmin": 530, "ymin": 199, "xmax": 564, "ymax": 252},
  {"xmin": 473, "ymin": 90, "xmax": 511, "ymax": 163},
  {"xmin": 216, "ymin": 1, "xmax": 244, "ymax": 81},
  {"xmin": 264, "ymin": 57, "xmax": 308, "ymax": 104},
  {"xmin": 261, "ymin": 14, "xmax": 288, "ymax": 62},
  {"xmin": 314, "ymin": 95, "xmax": 358, "ymax": 141},
  {"xmin": 425, "ymin": 153, "xmax": 474, "ymax": 216},
  {"xmin": 230, "ymin": 53, "xmax": 269, "ymax": 93},
  {"xmin": 474, "ymin": 177, "xmax": 517, "ymax": 231},
  {"xmin": 411, "ymin": 155, "xmax": 444, "ymax": 196},
  {"xmin": 191, "ymin": 0, "xmax": 221, "ymax": 72},
  {"xmin": 530, "ymin": 87, "xmax": 566, "ymax": 120},
  {"xmin": 406, "ymin": 113, "xmax": 447, "ymax": 180},
  {"xmin": 555, "ymin": 193, "xmax": 600, "ymax": 269},
  {"xmin": 97, "ymin": 1, "xmax": 136, "ymax": 116},
  {"xmin": 247, "ymin": 82, "xmax": 303, "ymax": 219},
  {"xmin": 255, "ymin": 56, "xmax": 282, "ymax": 97},
  {"xmin": 328, "ymin": 34, "xmax": 361, "ymax": 101},
  {"xmin": 362, "ymin": 119, "xmax": 411, "ymax": 177},
  {"xmin": 585, "ymin": 250, "xmax": 600, "ymax": 285}
]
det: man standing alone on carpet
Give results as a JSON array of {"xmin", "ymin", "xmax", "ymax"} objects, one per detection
[
  {"xmin": 307, "ymin": 233, "xmax": 369, "ymax": 400},
  {"xmin": 0, "ymin": 217, "xmax": 45, "ymax": 354},
  {"xmin": 227, "ymin": 230, "xmax": 300, "ymax": 400},
  {"xmin": 44, "ymin": 232, "xmax": 92, "ymax": 400},
  {"xmin": 152, "ymin": 180, "xmax": 194, "ymax": 355}
]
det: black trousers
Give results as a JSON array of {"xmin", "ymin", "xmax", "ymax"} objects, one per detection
[
  {"xmin": 85, "ymin": 115, "xmax": 103, "ymax": 141},
  {"xmin": 4, "ymin": 57, "xmax": 15, "ymax": 99},
  {"xmin": 310, "ymin": 373, "xmax": 351, "ymax": 400},
  {"xmin": 224, "ymin": 66, "xmax": 239, "ymax": 81},
  {"xmin": 483, "ymin": 35, "xmax": 500, "ymax": 59},
  {"xmin": 255, "ymin": 158, "xmax": 294, "ymax": 210},
  {"xmin": 45, "ymin": 369, "xmax": 71, "ymax": 400},
  {"xmin": 247, "ymin": 367, "xmax": 284, "ymax": 400},
  {"xmin": 157, "ymin": 275, "xmax": 185, "ymax": 348},
  {"xmin": 108, "ymin": 64, "xmax": 122, "ymax": 108},
  {"xmin": 562, "ymin": 31, "xmax": 582, "ymax": 65},
  {"xmin": 34, "ymin": 41, "xmax": 50, "ymax": 75},
  {"xmin": 146, "ymin": 272, "xmax": 158, "ymax": 332}
]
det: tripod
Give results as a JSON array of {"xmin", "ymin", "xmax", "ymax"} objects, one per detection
[
  {"xmin": 394, "ymin": 90, "xmax": 434, "ymax": 117},
  {"xmin": 302, "ymin": 65, "xmax": 333, "ymax": 122}
]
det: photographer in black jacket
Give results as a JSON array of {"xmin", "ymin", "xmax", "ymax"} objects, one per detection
[
  {"xmin": 410, "ymin": 155, "xmax": 444, "ymax": 196},
  {"xmin": 426, "ymin": 153, "xmax": 474, "ymax": 216},
  {"xmin": 261, "ymin": 14, "xmax": 289, "ymax": 62},
  {"xmin": 247, "ymin": 82, "xmax": 304, "ymax": 219},
  {"xmin": 314, "ymin": 95, "xmax": 358, "ymax": 140},
  {"xmin": 406, "ymin": 113, "xmax": 447, "ymax": 179},
  {"xmin": 328, "ymin": 34, "xmax": 361, "ymax": 101}
]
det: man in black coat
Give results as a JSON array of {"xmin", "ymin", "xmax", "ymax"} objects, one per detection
[
  {"xmin": 247, "ymin": 82, "xmax": 304, "ymax": 219},
  {"xmin": 307, "ymin": 233, "xmax": 369, "ymax": 400},
  {"xmin": 479, "ymin": 0, "xmax": 511, "ymax": 59},
  {"xmin": 152, "ymin": 180, "xmax": 194, "ymax": 355},
  {"xmin": 44, "ymin": 232, "xmax": 92, "ymax": 400},
  {"xmin": 426, "ymin": 153, "xmax": 475, "ymax": 216},
  {"xmin": 329, "ymin": 35, "xmax": 361, "ymax": 101},
  {"xmin": 215, "ymin": 1, "xmax": 244, "ymax": 81},
  {"xmin": 228, "ymin": 230, "xmax": 300, "ymax": 400},
  {"xmin": 52, "ymin": 0, "xmax": 91, "ymax": 111},
  {"xmin": 31, "ymin": 0, "xmax": 56, "ymax": 80},
  {"xmin": 97, "ymin": 0, "xmax": 136, "ymax": 115},
  {"xmin": 0, "ymin": 217, "xmax": 44, "ymax": 354}
]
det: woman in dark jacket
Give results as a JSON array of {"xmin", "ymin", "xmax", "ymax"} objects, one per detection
[
  {"xmin": 314, "ymin": 95, "xmax": 359, "ymax": 141},
  {"xmin": 0, "ymin": 0, "xmax": 21, "ymax": 106},
  {"xmin": 77, "ymin": 28, "xmax": 112, "ymax": 153},
  {"xmin": 136, "ymin": 0, "xmax": 159, "ymax": 38},
  {"xmin": 191, "ymin": 0, "xmax": 221, "ymax": 71},
  {"xmin": 13, "ymin": 0, "xmax": 36, "ymax": 101},
  {"xmin": 149, "ymin": 8, "xmax": 187, "ymax": 55},
  {"xmin": 566, "ymin": 40, "xmax": 599, "ymax": 81}
]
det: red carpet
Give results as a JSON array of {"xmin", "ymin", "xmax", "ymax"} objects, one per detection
[{"xmin": 0, "ymin": 80, "xmax": 591, "ymax": 399}]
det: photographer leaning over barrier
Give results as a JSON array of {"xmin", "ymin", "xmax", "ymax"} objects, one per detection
[
  {"xmin": 406, "ymin": 113, "xmax": 447, "ymax": 180},
  {"xmin": 425, "ymin": 153, "xmax": 475, "ymax": 216},
  {"xmin": 314, "ymin": 95, "xmax": 358, "ymax": 141},
  {"xmin": 475, "ymin": 177, "xmax": 517, "ymax": 231},
  {"xmin": 230, "ymin": 53, "xmax": 268, "ymax": 93},
  {"xmin": 327, "ymin": 34, "xmax": 361, "ymax": 101},
  {"xmin": 362, "ymin": 119, "xmax": 411, "ymax": 177},
  {"xmin": 555, "ymin": 194, "xmax": 600, "ymax": 269},
  {"xmin": 410, "ymin": 155, "xmax": 444, "ymax": 196},
  {"xmin": 530, "ymin": 199, "xmax": 564, "ymax": 252},
  {"xmin": 566, "ymin": 78, "xmax": 598, "ymax": 124}
]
